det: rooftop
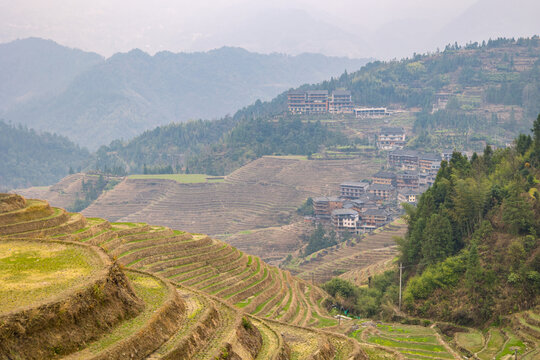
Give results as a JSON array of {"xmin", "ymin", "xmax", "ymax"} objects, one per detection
[
  {"xmin": 380, "ymin": 127, "xmax": 405, "ymax": 135},
  {"xmin": 399, "ymin": 189, "xmax": 420, "ymax": 196},
  {"xmin": 373, "ymin": 171, "xmax": 396, "ymax": 179},
  {"xmin": 363, "ymin": 208, "xmax": 387, "ymax": 217},
  {"xmin": 313, "ymin": 196, "xmax": 342, "ymax": 203},
  {"xmin": 389, "ymin": 149, "xmax": 419, "ymax": 157},
  {"xmin": 331, "ymin": 209, "xmax": 359, "ymax": 217},
  {"xmin": 419, "ymin": 152, "xmax": 441, "ymax": 161},
  {"xmin": 340, "ymin": 181, "xmax": 369, "ymax": 188},
  {"xmin": 369, "ymin": 183, "xmax": 395, "ymax": 191}
]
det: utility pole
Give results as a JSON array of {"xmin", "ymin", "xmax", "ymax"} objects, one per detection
[{"xmin": 399, "ymin": 262, "xmax": 403, "ymax": 311}]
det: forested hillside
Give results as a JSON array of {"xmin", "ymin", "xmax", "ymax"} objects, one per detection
[
  {"xmin": 96, "ymin": 116, "xmax": 346, "ymax": 175},
  {"xmin": 319, "ymin": 117, "xmax": 540, "ymax": 328},
  {"xmin": 396, "ymin": 116, "xmax": 540, "ymax": 325},
  {"xmin": 0, "ymin": 121, "xmax": 89, "ymax": 189},
  {"xmin": 95, "ymin": 37, "xmax": 540, "ymax": 176},
  {"xmin": 1, "ymin": 38, "xmax": 370, "ymax": 148}
]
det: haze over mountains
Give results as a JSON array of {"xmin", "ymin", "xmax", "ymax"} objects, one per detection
[
  {"xmin": 1, "ymin": 0, "xmax": 538, "ymax": 59},
  {"xmin": 0, "ymin": 38, "xmax": 370, "ymax": 148}
]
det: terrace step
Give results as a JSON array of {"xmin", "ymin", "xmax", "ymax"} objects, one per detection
[
  {"xmin": 0, "ymin": 207, "xmax": 69, "ymax": 236},
  {"xmin": 145, "ymin": 289, "xmax": 221, "ymax": 360},
  {"xmin": 62, "ymin": 270, "xmax": 185, "ymax": 360}
]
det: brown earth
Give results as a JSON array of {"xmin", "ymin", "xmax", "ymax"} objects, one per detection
[
  {"xmin": 81, "ymin": 156, "xmax": 380, "ymax": 237},
  {"xmin": 0, "ymin": 240, "xmax": 144, "ymax": 360},
  {"xmin": 14, "ymin": 173, "xmax": 124, "ymax": 210}
]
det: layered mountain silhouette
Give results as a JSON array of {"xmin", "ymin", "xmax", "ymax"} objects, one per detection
[{"xmin": 0, "ymin": 38, "xmax": 370, "ymax": 149}]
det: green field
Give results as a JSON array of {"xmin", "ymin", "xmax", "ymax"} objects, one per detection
[
  {"xmin": 363, "ymin": 323, "xmax": 454, "ymax": 359},
  {"xmin": 128, "ymin": 174, "xmax": 224, "ymax": 183},
  {"xmin": 0, "ymin": 241, "xmax": 102, "ymax": 313}
]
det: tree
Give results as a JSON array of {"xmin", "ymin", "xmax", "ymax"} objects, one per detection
[
  {"xmin": 516, "ymin": 134, "xmax": 532, "ymax": 155},
  {"xmin": 465, "ymin": 242, "xmax": 482, "ymax": 290},
  {"xmin": 502, "ymin": 193, "xmax": 535, "ymax": 235},
  {"xmin": 422, "ymin": 213, "xmax": 454, "ymax": 265}
]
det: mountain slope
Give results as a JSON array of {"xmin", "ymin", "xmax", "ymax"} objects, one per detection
[
  {"xmin": 1, "ymin": 39, "xmax": 370, "ymax": 148},
  {"xmin": 0, "ymin": 38, "xmax": 103, "ymax": 112},
  {"xmin": 0, "ymin": 120, "xmax": 89, "ymax": 189}
]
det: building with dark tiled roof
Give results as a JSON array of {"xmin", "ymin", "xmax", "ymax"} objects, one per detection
[
  {"xmin": 313, "ymin": 196, "xmax": 342, "ymax": 217},
  {"xmin": 329, "ymin": 90, "xmax": 353, "ymax": 114},
  {"xmin": 378, "ymin": 127, "xmax": 406, "ymax": 150},
  {"xmin": 398, "ymin": 189, "xmax": 419, "ymax": 204},
  {"xmin": 367, "ymin": 183, "xmax": 395, "ymax": 201},
  {"xmin": 361, "ymin": 208, "xmax": 388, "ymax": 227},
  {"xmin": 388, "ymin": 149, "xmax": 419, "ymax": 170},
  {"xmin": 340, "ymin": 181, "xmax": 369, "ymax": 199},
  {"xmin": 396, "ymin": 171, "xmax": 419, "ymax": 189},
  {"xmin": 372, "ymin": 171, "xmax": 396, "ymax": 186},
  {"xmin": 331, "ymin": 209, "xmax": 359, "ymax": 232}
]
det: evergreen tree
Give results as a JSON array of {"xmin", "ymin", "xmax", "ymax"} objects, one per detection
[{"xmin": 422, "ymin": 213, "xmax": 454, "ymax": 265}]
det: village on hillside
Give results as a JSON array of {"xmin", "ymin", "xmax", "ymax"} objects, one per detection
[{"xmin": 305, "ymin": 125, "xmax": 461, "ymax": 234}]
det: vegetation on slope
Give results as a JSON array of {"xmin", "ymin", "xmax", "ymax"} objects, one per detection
[
  {"xmin": 3, "ymin": 38, "xmax": 369, "ymax": 149},
  {"xmin": 397, "ymin": 115, "xmax": 540, "ymax": 325},
  {"xmin": 0, "ymin": 120, "xmax": 89, "ymax": 190},
  {"xmin": 321, "ymin": 117, "xmax": 540, "ymax": 327},
  {"xmin": 95, "ymin": 37, "xmax": 540, "ymax": 176}
]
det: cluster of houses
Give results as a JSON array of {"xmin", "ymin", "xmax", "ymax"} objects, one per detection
[
  {"xmin": 287, "ymin": 90, "xmax": 391, "ymax": 117},
  {"xmin": 309, "ymin": 147, "xmax": 455, "ymax": 234}
]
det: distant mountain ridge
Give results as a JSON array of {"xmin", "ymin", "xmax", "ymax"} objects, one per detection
[{"xmin": 0, "ymin": 38, "xmax": 371, "ymax": 149}]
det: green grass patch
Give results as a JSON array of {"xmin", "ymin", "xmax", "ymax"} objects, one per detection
[
  {"xmin": 456, "ymin": 330, "xmax": 484, "ymax": 353},
  {"xmin": 128, "ymin": 173, "xmax": 224, "ymax": 183},
  {"xmin": 0, "ymin": 241, "xmax": 101, "ymax": 314},
  {"xmin": 312, "ymin": 312, "xmax": 337, "ymax": 328},
  {"xmin": 495, "ymin": 330, "xmax": 526, "ymax": 359},
  {"xmin": 274, "ymin": 286, "xmax": 293, "ymax": 318},
  {"xmin": 478, "ymin": 329, "xmax": 505, "ymax": 360},
  {"xmin": 368, "ymin": 336, "xmax": 447, "ymax": 353}
]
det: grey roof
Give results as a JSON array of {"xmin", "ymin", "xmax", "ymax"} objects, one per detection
[
  {"xmin": 419, "ymin": 152, "xmax": 441, "ymax": 161},
  {"xmin": 380, "ymin": 127, "xmax": 405, "ymax": 135},
  {"xmin": 373, "ymin": 171, "xmax": 396, "ymax": 179},
  {"xmin": 331, "ymin": 209, "xmax": 359, "ymax": 217},
  {"xmin": 369, "ymin": 184, "xmax": 395, "ymax": 191},
  {"xmin": 397, "ymin": 171, "xmax": 419, "ymax": 178},
  {"xmin": 306, "ymin": 90, "xmax": 329, "ymax": 95},
  {"xmin": 313, "ymin": 196, "xmax": 341, "ymax": 203},
  {"xmin": 363, "ymin": 208, "xmax": 387, "ymax": 217},
  {"xmin": 389, "ymin": 149, "xmax": 419, "ymax": 157},
  {"xmin": 340, "ymin": 181, "xmax": 369, "ymax": 188},
  {"xmin": 399, "ymin": 189, "xmax": 419, "ymax": 196}
]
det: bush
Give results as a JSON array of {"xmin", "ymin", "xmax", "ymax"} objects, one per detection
[{"xmin": 406, "ymin": 255, "xmax": 466, "ymax": 299}]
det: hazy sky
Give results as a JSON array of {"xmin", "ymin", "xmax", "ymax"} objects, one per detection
[{"xmin": 1, "ymin": 0, "xmax": 539, "ymax": 59}]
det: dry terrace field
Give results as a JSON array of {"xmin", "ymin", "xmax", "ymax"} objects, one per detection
[{"xmin": 82, "ymin": 155, "xmax": 380, "ymax": 247}]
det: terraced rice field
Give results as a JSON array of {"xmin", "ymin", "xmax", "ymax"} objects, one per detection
[
  {"xmin": 82, "ymin": 156, "xmax": 379, "ymax": 239},
  {"xmin": 1, "ymin": 193, "xmax": 365, "ymax": 359},
  {"xmin": 0, "ymin": 240, "xmax": 103, "ymax": 313},
  {"xmin": 4, "ymin": 193, "xmax": 538, "ymax": 359},
  {"xmin": 362, "ymin": 323, "xmax": 456, "ymax": 359},
  {"xmin": 289, "ymin": 221, "xmax": 405, "ymax": 284}
]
